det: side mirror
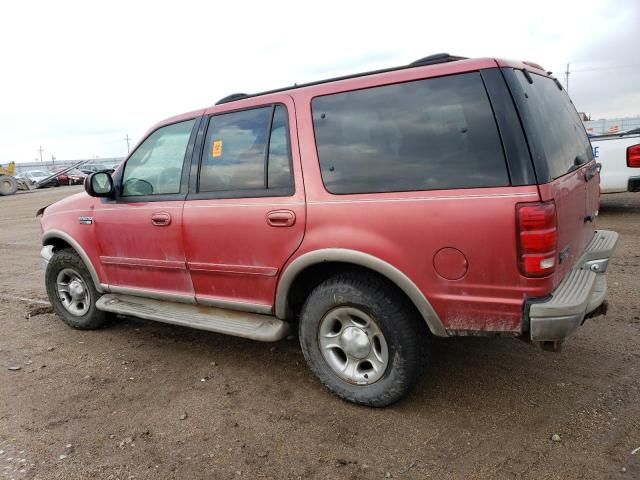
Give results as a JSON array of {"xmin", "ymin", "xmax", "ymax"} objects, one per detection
[{"xmin": 85, "ymin": 172, "xmax": 114, "ymax": 198}]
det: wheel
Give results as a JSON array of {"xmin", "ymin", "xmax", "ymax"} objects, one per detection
[
  {"xmin": 299, "ymin": 272, "xmax": 426, "ymax": 407},
  {"xmin": 45, "ymin": 249, "xmax": 111, "ymax": 329},
  {"xmin": 0, "ymin": 175, "xmax": 18, "ymax": 196}
]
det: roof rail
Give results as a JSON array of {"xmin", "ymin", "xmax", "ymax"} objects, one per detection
[
  {"xmin": 216, "ymin": 93, "xmax": 249, "ymax": 105},
  {"xmin": 214, "ymin": 53, "xmax": 466, "ymax": 105},
  {"xmin": 409, "ymin": 53, "xmax": 467, "ymax": 67},
  {"xmin": 522, "ymin": 61, "xmax": 546, "ymax": 71}
]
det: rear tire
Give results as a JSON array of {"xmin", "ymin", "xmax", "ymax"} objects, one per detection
[
  {"xmin": 299, "ymin": 272, "xmax": 426, "ymax": 407},
  {"xmin": 0, "ymin": 175, "xmax": 18, "ymax": 196},
  {"xmin": 45, "ymin": 249, "xmax": 111, "ymax": 330}
]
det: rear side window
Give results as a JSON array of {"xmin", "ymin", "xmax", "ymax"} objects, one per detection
[
  {"xmin": 312, "ymin": 72, "xmax": 508, "ymax": 194},
  {"xmin": 267, "ymin": 106, "xmax": 292, "ymax": 189},
  {"xmin": 199, "ymin": 105, "xmax": 293, "ymax": 195},
  {"xmin": 513, "ymin": 71, "xmax": 593, "ymax": 181}
]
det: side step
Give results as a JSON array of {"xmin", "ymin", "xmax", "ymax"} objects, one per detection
[{"xmin": 96, "ymin": 294, "xmax": 289, "ymax": 342}]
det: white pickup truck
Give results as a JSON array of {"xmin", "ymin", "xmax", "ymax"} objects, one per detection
[{"xmin": 591, "ymin": 133, "xmax": 640, "ymax": 193}]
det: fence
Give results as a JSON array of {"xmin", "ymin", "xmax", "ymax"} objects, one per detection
[
  {"xmin": 13, "ymin": 157, "xmax": 123, "ymax": 174},
  {"xmin": 583, "ymin": 117, "xmax": 640, "ymax": 136}
]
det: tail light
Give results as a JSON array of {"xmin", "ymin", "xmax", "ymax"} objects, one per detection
[
  {"xmin": 516, "ymin": 201, "xmax": 557, "ymax": 277},
  {"xmin": 627, "ymin": 144, "xmax": 640, "ymax": 168}
]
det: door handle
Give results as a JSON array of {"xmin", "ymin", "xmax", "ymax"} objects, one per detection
[
  {"xmin": 151, "ymin": 212, "xmax": 171, "ymax": 226},
  {"xmin": 266, "ymin": 209, "xmax": 296, "ymax": 227}
]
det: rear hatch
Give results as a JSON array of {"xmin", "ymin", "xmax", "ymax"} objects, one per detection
[{"xmin": 504, "ymin": 68, "xmax": 599, "ymax": 286}]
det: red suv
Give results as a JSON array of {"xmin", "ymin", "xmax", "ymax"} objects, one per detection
[{"xmin": 40, "ymin": 54, "xmax": 617, "ymax": 406}]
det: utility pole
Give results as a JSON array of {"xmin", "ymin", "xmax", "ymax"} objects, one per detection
[
  {"xmin": 38, "ymin": 146, "xmax": 44, "ymax": 162},
  {"xmin": 125, "ymin": 134, "xmax": 131, "ymax": 153},
  {"xmin": 564, "ymin": 63, "xmax": 570, "ymax": 92},
  {"xmin": 51, "ymin": 154, "xmax": 56, "ymax": 165}
]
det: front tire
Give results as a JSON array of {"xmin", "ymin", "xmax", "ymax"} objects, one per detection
[
  {"xmin": 299, "ymin": 272, "xmax": 426, "ymax": 407},
  {"xmin": 45, "ymin": 249, "xmax": 110, "ymax": 330}
]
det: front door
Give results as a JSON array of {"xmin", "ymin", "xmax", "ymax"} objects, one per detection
[
  {"xmin": 182, "ymin": 98, "xmax": 305, "ymax": 312},
  {"xmin": 94, "ymin": 117, "xmax": 199, "ymax": 300}
]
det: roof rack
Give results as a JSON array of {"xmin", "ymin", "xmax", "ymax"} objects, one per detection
[
  {"xmin": 215, "ymin": 53, "xmax": 467, "ymax": 105},
  {"xmin": 521, "ymin": 60, "xmax": 546, "ymax": 71},
  {"xmin": 216, "ymin": 93, "xmax": 249, "ymax": 105},
  {"xmin": 409, "ymin": 53, "xmax": 467, "ymax": 67}
]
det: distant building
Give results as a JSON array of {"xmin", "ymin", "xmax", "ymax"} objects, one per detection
[
  {"xmin": 578, "ymin": 112, "xmax": 590, "ymax": 122},
  {"xmin": 583, "ymin": 116, "xmax": 640, "ymax": 135}
]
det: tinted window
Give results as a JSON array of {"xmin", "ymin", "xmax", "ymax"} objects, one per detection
[
  {"xmin": 312, "ymin": 72, "xmax": 508, "ymax": 194},
  {"xmin": 122, "ymin": 119, "xmax": 195, "ymax": 196},
  {"xmin": 268, "ymin": 106, "xmax": 292, "ymax": 188},
  {"xmin": 514, "ymin": 71, "xmax": 593, "ymax": 181},
  {"xmin": 199, "ymin": 105, "xmax": 293, "ymax": 193}
]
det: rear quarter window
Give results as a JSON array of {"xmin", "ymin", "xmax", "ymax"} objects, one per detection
[
  {"xmin": 312, "ymin": 72, "xmax": 509, "ymax": 194},
  {"xmin": 513, "ymin": 71, "xmax": 593, "ymax": 181}
]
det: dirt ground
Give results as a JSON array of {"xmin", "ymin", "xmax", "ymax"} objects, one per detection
[{"xmin": 0, "ymin": 186, "xmax": 639, "ymax": 480}]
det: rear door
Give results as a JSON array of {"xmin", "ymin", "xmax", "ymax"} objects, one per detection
[
  {"xmin": 504, "ymin": 69, "xmax": 598, "ymax": 283},
  {"xmin": 182, "ymin": 97, "xmax": 305, "ymax": 313}
]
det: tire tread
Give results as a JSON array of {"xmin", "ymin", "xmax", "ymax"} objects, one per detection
[
  {"xmin": 299, "ymin": 271, "xmax": 426, "ymax": 407},
  {"xmin": 45, "ymin": 248, "xmax": 111, "ymax": 330}
]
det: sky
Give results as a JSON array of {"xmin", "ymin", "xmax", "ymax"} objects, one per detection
[{"xmin": 0, "ymin": 0, "xmax": 638, "ymax": 163}]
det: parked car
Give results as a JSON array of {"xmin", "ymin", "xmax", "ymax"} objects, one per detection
[
  {"xmin": 40, "ymin": 53, "xmax": 618, "ymax": 406},
  {"xmin": 18, "ymin": 170, "xmax": 58, "ymax": 187},
  {"xmin": 590, "ymin": 132, "xmax": 640, "ymax": 193},
  {"xmin": 52, "ymin": 167, "xmax": 87, "ymax": 185}
]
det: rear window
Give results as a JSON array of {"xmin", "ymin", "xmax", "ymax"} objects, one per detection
[
  {"xmin": 312, "ymin": 72, "xmax": 509, "ymax": 194},
  {"xmin": 513, "ymin": 71, "xmax": 593, "ymax": 181}
]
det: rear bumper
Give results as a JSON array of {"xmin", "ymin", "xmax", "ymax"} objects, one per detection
[{"xmin": 527, "ymin": 230, "xmax": 618, "ymax": 343}]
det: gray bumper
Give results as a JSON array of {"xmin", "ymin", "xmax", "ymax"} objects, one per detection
[{"xmin": 528, "ymin": 230, "xmax": 618, "ymax": 342}]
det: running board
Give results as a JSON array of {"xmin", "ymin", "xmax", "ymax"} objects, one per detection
[{"xmin": 96, "ymin": 294, "xmax": 289, "ymax": 342}]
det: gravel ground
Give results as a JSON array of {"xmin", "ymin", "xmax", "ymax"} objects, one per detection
[{"xmin": 0, "ymin": 186, "xmax": 639, "ymax": 480}]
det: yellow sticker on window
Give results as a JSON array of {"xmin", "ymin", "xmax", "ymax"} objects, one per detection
[{"xmin": 212, "ymin": 140, "xmax": 223, "ymax": 158}]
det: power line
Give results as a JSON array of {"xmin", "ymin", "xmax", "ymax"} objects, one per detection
[
  {"xmin": 558, "ymin": 61, "xmax": 638, "ymax": 94},
  {"xmin": 570, "ymin": 64, "xmax": 640, "ymax": 73}
]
